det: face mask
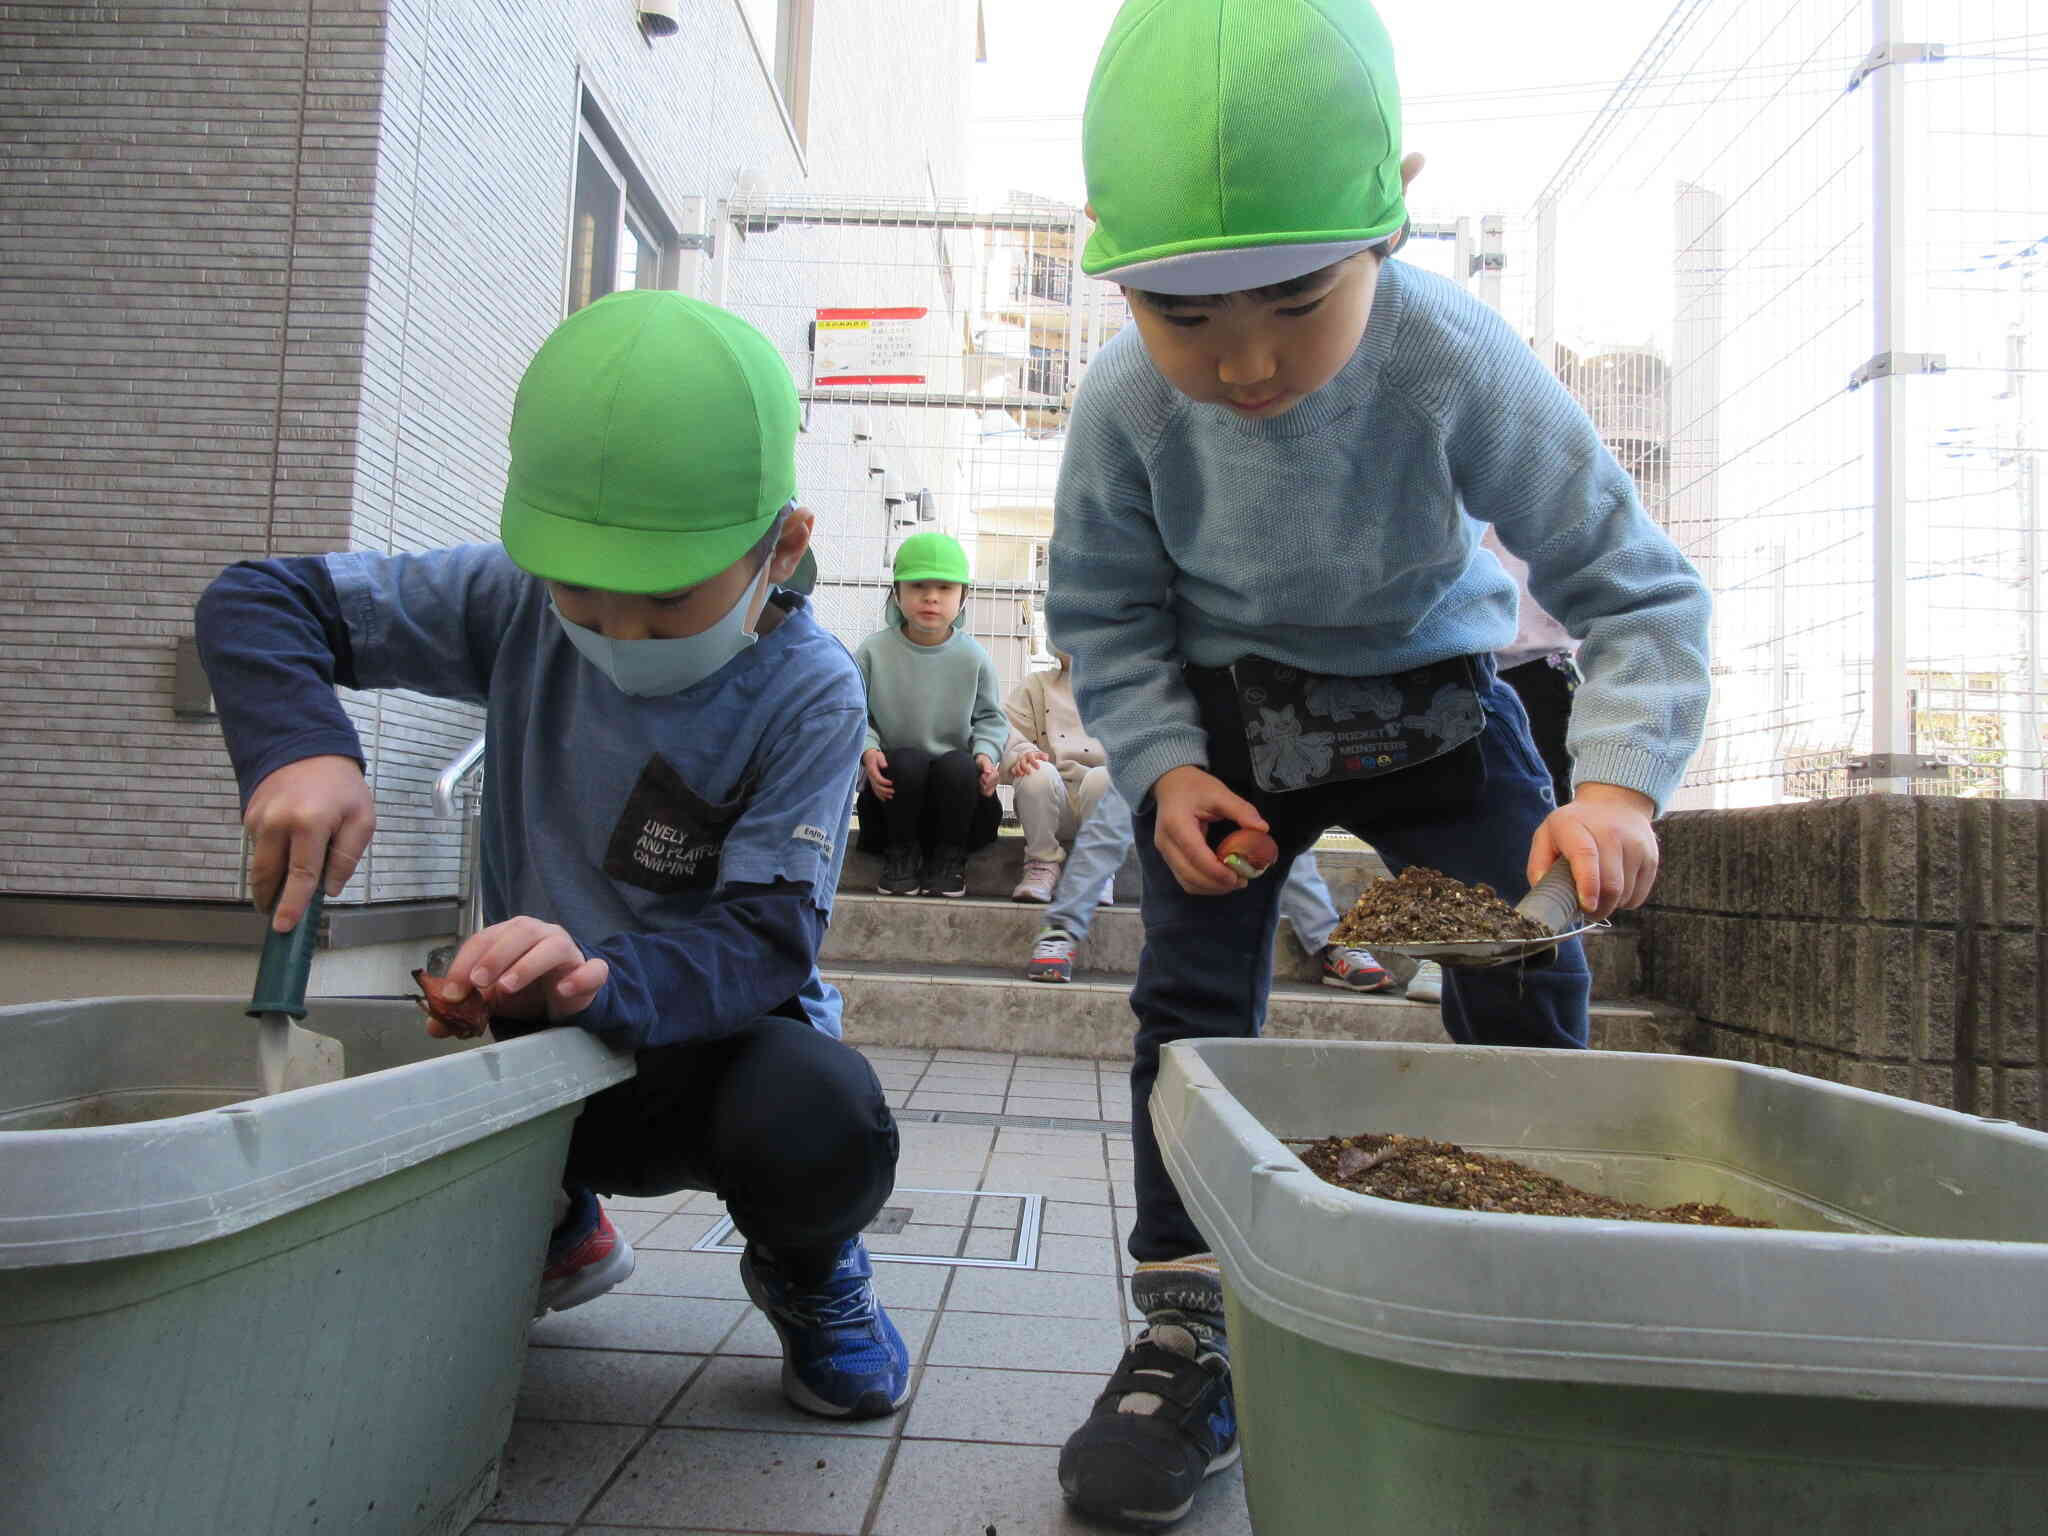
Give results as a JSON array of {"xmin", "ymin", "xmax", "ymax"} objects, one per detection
[{"xmin": 553, "ymin": 559, "xmax": 773, "ymax": 698}]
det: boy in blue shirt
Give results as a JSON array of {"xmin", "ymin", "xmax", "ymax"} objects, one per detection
[
  {"xmin": 196, "ymin": 291, "xmax": 913, "ymax": 1422},
  {"xmin": 1048, "ymin": 1, "xmax": 1711, "ymax": 1525}
]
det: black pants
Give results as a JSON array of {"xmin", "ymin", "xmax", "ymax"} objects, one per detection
[
  {"xmin": 560, "ymin": 1013, "xmax": 898, "ymax": 1281},
  {"xmin": 1498, "ymin": 654, "xmax": 1576, "ymax": 807},
  {"xmin": 855, "ymin": 745, "xmax": 999, "ymax": 855}
]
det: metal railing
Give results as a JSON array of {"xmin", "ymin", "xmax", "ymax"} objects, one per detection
[{"xmin": 433, "ymin": 733, "xmax": 487, "ymax": 942}]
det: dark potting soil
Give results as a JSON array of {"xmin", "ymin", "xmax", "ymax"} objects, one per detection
[
  {"xmin": 1292, "ymin": 1132, "xmax": 1775, "ymax": 1227},
  {"xmin": 1328, "ymin": 865, "xmax": 1551, "ymax": 946}
]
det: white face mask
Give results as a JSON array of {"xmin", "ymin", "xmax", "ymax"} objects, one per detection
[{"xmin": 553, "ymin": 559, "xmax": 774, "ymax": 698}]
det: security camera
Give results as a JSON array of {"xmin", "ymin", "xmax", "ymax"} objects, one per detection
[{"xmin": 638, "ymin": 0, "xmax": 679, "ymax": 38}]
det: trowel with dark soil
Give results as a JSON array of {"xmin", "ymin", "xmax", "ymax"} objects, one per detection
[
  {"xmin": 247, "ymin": 881, "xmax": 346, "ymax": 1094},
  {"xmin": 1339, "ymin": 862, "xmax": 1606, "ymax": 969}
]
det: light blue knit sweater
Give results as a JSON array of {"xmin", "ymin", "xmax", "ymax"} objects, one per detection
[{"xmin": 1047, "ymin": 257, "xmax": 1711, "ymax": 813}]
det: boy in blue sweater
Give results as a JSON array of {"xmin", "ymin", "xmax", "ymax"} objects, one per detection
[
  {"xmin": 1047, "ymin": 1, "xmax": 1711, "ymax": 1526},
  {"xmin": 196, "ymin": 291, "xmax": 912, "ymax": 1423}
]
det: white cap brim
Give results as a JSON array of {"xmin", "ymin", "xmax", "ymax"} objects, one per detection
[{"xmin": 1104, "ymin": 240, "xmax": 1379, "ymax": 296}]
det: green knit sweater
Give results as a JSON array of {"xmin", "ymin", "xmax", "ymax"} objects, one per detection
[{"xmin": 853, "ymin": 623, "xmax": 1008, "ymax": 762}]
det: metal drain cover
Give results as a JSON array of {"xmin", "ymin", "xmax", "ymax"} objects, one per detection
[{"xmin": 692, "ymin": 1187, "xmax": 1044, "ymax": 1269}]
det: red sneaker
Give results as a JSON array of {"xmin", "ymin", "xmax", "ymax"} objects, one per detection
[{"xmin": 535, "ymin": 1195, "xmax": 636, "ymax": 1316}]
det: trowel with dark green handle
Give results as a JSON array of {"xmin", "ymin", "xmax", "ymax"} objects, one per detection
[{"xmin": 246, "ymin": 880, "xmax": 346, "ymax": 1095}]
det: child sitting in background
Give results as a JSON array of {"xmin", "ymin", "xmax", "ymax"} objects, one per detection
[
  {"xmin": 854, "ymin": 532, "xmax": 1008, "ymax": 898},
  {"xmin": 999, "ymin": 650, "xmax": 1113, "ymax": 903}
]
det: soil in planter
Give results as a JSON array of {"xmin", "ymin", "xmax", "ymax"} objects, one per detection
[
  {"xmin": 1292, "ymin": 1132, "xmax": 1776, "ymax": 1227},
  {"xmin": 1329, "ymin": 865, "xmax": 1551, "ymax": 946}
]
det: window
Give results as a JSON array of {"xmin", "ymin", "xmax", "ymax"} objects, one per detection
[
  {"xmin": 1023, "ymin": 345, "xmax": 1062, "ymax": 398},
  {"xmin": 1011, "ymin": 250, "xmax": 1071, "ymax": 305},
  {"xmin": 736, "ymin": 0, "xmax": 815, "ymax": 148},
  {"xmin": 566, "ymin": 110, "xmax": 672, "ymax": 314}
]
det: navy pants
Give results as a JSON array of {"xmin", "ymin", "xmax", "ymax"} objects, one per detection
[
  {"xmin": 562, "ymin": 1012, "xmax": 899, "ymax": 1281},
  {"xmin": 1127, "ymin": 663, "xmax": 1590, "ymax": 1263}
]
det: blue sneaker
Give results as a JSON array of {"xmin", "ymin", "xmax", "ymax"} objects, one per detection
[{"xmin": 740, "ymin": 1236, "xmax": 911, "ymax": 1419}]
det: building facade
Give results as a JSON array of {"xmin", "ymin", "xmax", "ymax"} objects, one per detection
[{"xmin": 1, "ymin": 0, "xmax": 979, "ymax": 956}]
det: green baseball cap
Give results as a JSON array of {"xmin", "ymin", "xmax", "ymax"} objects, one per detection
[
  {"xmin": 1081, "ymin": 0, "xmax": 1406, "ymax": 295},
  {"xmin": 501, "ymin": 290, "xmax": 799, "ymax": 594},
  {"xmin": 891, "ymin": 531, "xmax": 970, "ymax": 585}
]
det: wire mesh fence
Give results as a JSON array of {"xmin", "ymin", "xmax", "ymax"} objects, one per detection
[
  {"xmin": 718, "ymin": 192, "xmax": 1129, "ymax": 692},
  {"xmin": 722, "ymin": 3, "xmax": 2042, "ymax": 803},
  {"xmin": 716, "ymin": 194, "xmax": 1504, "ymax": 705},
  {"xmin": 1519, "ymin": 0, "xmax": 2046, "ymax": 805}
]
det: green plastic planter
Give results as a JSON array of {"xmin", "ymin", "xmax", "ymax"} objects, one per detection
[
  {"xmin": 0, "ymin": 996, "xmax": 633, "ymax": 1536},
  {"xmin": 1153, "ymin": 1039, "xmax": 2048, "ymax": 1535}
]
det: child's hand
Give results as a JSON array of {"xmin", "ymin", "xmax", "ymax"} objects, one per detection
[
  {"xmin": 243, "ymin": 754, "xmax": 377, "ymax": 933},
  {"xmin": 1527, "ymin": 783, "xmax": 1659, "ymax": 921},
  {"xmin": 862, "ymin": 748, "xmax": 894, "ymax": 801},
  {"xmin": 1152, "ymin": 765, "xmax": 1270, "ymax": 896},
  {"xmin": 1009, "ymin": 747, "xmax": 1051, "ymax": 781},
  {"xmin": 431, "ymin": 916, "xmax": 609, "ymax": 1031},
  {"xmin": 976, "ymin": 753, "xmax": 999, "ymax": 795}
]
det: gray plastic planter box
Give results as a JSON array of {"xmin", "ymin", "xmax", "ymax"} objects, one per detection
[
  {"xmin": 1154, "ymin": 1039, "xmax": 2048, "ymax": 1535},
  {"xmin": 0, "ymin": 996, "xmax": 633, "ymax": 1536}
]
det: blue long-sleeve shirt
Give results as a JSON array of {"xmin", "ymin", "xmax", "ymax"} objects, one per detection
[
  {"xmin": 1048, "ymin": 257, "xmax": 1711, "ymax": 813},
  {"xmin": 195, "ymin": 543, "xmax": 864, "ymax": 1050}
]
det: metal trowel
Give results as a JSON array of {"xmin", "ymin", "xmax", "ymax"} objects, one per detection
[
  {"xmin": 246, "ymin": 880, "xmax": 346, "ymax": 1095},
  {"xmin": 1365, "ymin": 862, "xmax": 1608, "ymax": 969}
]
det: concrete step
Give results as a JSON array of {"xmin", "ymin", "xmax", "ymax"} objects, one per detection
[
  {"xmin": 826, "ymin": 958, "xmax": 1683, "ymax": 1062},
  {"xmin": 824, "ymin": 891, "xmax": 1641, "ymax": 1000}
]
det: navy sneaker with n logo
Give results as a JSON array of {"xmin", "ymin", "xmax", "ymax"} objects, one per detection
[
  {"xmin": 1059, "ymin": 1253, "xmax": 1240, "ymax": 1528},
  {"xmin": 741, "ymin": 1235, "xmax": 911, "ymax": 1419}
]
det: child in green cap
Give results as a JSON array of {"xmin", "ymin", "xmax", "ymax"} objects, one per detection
[
  {"xmin": 195, "ymin": 290, "xmax": 914, "ymax": 1423},
  {"xmin": 852, "ymin": 531, "xmax": 1008, "ymax": 898},
  {"xmin": 1049, "ymin": 0, "xmax": 1711, "ymax": 1525}
]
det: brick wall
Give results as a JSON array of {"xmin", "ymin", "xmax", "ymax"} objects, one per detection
[
  {"xmin": 1639, "ymin": 797, "xmax": 2045, "ymax": 1130},
  {"xmin": 1, "ymin": 0, "xmax": 975, "ymax": 904},
  {"xmin": 0, "ymin": 0, "xmax": 385, "ymax": 899}
]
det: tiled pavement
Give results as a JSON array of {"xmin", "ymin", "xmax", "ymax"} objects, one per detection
[{"xmin": 468, "ymin": 1047, "xmax": 1254, "ymax": 1536}]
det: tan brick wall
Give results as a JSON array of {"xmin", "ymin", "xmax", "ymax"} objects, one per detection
[{"xmin": 1640, "ymin": 797, "xmax": 2045, "ymax": 1129}]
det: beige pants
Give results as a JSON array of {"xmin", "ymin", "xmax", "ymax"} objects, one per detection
[{"xmin": 1012, "ymin": 762, "xmax": 1113, "ymax": 862}]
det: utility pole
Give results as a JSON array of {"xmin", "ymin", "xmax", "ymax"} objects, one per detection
[
  {"xmin": 1851, "ymin": 0, "xmax": 1946, "ymax": 792},
  {"xmin": 2016, "ymin": 323, "xmax": 2041, "ymax": 796}
]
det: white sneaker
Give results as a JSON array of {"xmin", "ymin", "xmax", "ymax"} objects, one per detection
[
  {"xmin": 1098, "ymin": 877, "xmax": 1117, "ymax": 906},
  {"xmin": 1012, "ymin": 857, "xmax": 1061, "ymax": 903},
  {"xmin": 1406, "ymin": 960, "xmax": 1443, "ymax": 1004}
]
